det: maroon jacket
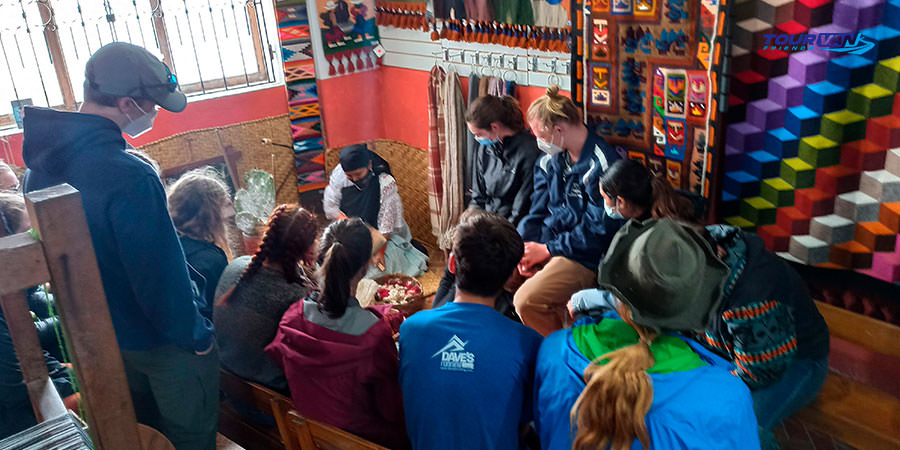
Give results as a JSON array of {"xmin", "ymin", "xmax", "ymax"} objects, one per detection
[{"xmin": 265, "ymin": 301, "xmax": 408, "ymax": 449}]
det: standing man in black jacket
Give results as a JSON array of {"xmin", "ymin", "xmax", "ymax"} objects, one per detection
[
  {"xmin": 22, "ymin": 43, "xmax": 218, "ymax": 450},
  {"xmin": 465, "ymin": 95, "xmax": 540, "ymax": 227}
]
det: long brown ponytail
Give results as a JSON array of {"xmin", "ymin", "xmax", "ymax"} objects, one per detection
[
  {"xmin": 317, "ymin": 218, "xmax": 372, "ymax": 319},
  {"xmin": 649, "ymin": 176, "xmax": 696, "ymax": 222},
  {"xmin": 570, "ymin": 305, "xmax": 658, "ymax": 450}
]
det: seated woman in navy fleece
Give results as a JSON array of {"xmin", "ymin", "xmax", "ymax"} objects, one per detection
[
  {"xmin": 514, "ymin": 86, "xmax": 624, "ymax": 337},
  {"xmin": 265, "ymin": 219, "xmax": 408, "ymax": 449}
]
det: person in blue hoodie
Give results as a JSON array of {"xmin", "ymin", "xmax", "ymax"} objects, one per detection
[
  {"xmin": 21, "ymin": 42, "xmax": 218, "ymax": 450},
  {"xmin": 515, "ymin": 86, "xmax": 624, "ymax": 337},
  {"xmin": 534, "ymin": 219, "xmax": 760, "ymax": 450}
]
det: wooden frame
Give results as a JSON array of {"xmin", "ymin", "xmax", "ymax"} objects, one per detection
[
  {"xmin": 218, "ymin": 369, "xmax": 286, "ymax": 450},
  {"xmin": 0, "ymin": 184, "xmax": 142, "ymax": 449},
  {"xmin": 270, "ymin": 397, "xmax": 389, "ymax": 450}
]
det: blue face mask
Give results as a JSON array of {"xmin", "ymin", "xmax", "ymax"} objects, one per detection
[
  {"xmin": 604, "ymin": 201, "xmax": 624, "ymax": 220},
  {"xmin": 475, "ymin": 135, "xmax": 499, "ymax": 147}
]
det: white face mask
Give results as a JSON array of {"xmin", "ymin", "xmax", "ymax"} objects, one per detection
[
  {"xmin": 122, "ymin": 99, "xmax": 157, "ymax": 138},
  {"xmin": 604, "ymin": 201, "xmax": 624, "ymax": 219},
  {"xmin": 536, "ymin": 131, "xmax": 565, "ymax": 156}
]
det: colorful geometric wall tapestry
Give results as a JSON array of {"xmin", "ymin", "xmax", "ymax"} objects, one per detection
[
  {"xmin": 570, "ymin": 0, "xmax": 728, "ymax": 197},
  {"xmin": 721, "ymin": 0, "xmax": 900, "ymax": 284},
  {"xmin": 277, "ymin": 0, "xmax": 328, "ymax": 193},
  {"xmin": 317, "ymin": 0, "xmax": 384, "ymax": 77}
]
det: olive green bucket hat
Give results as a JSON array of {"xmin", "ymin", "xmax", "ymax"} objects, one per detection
[{"xmin": 597, "ymin": 218, "xmax": 729, "ymax": 332}]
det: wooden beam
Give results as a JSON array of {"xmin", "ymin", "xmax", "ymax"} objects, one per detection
[
  {"xmin": 0, "ymin": 232, "xmax": 50, "ymax": 296},
  {"xmin": 148, "ymin": 0, "xmax": 175, "ymax": 71},
  {"xmin": 815, "ymin": 301, "xmax": 900, "ymax": 360},
  {"xmin": 25, "ymin": 184, "xmax": 142, "ymax": 450},
  {"xmin": 37, "ymin": 0, "xmax": 76, "ymax": 110},
  {"xmin": 246, "ymin": 1, "xmax": 269, "ymax": 80},
  {"xmin": 0, "ymin": 291, "xmax": 67, "ymax": 422}
]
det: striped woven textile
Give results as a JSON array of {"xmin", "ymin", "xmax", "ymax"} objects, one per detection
[
  {"xmin": 426, "ymin": 66, "xmax": 466, "ymax": 249},
  {"xmin": 427, "ymin": 66, "xmax": 447, "ymax": 240}
]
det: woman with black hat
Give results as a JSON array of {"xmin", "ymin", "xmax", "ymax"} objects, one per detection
[
  {"xmin": 534, "ymin": 219, "xmax": 760, "ymax": 450},
  {"xmin": 323, "ymin": 144, "xmax": 428, "ymax": 278}
]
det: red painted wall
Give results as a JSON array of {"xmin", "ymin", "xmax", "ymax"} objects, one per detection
[
  {"xmin": 318, "ymin": 69, "xmax": 385, "ymax": 148},
  {"xmin": 1, "ymin": 86, "xmax": 290, "ymax": 167},
  {"xmin": 2, "ymin": 69, "xmax": 566, "ymax": 166},
  {"xmin": 318, "ymin": 65, "xmax": 569, "ymax": 150}
]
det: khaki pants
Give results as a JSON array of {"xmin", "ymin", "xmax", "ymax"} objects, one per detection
[{"xmin": 513, "ymin": 257, "xmax": 597, "ymax": 336}]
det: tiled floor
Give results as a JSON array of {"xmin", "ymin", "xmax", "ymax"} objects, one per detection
[{"xmin": 775, "ymin": 418, "xmax": 856, "ymax": 450}]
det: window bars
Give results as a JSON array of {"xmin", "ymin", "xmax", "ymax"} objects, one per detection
[{"xmin": 0, "ymin": 0, "xmax": 279, "ymax": 129}]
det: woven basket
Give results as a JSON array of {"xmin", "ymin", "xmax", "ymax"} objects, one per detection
[
  {"xmin": 324, "ymin": 139, "xmax": 436, "ymax": 254},
  {"xmin": 372, "ymin": 274, "xmax": 426, "ymax": 314},
  {"xmin": 139, "ymin": 114, "xmax": 298, "ymax": 206}
]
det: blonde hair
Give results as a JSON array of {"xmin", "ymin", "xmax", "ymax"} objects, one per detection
[
  {"xmin": 571, "ymin": 305, "xmax": 658, "ymax": 450},
  {"xmin": 526, "ymin": 85, "xmax": 581, "ymax": 135},
  {"xmin": 167, "ymin": 167, "xmax": 232, "ymax": 255}
]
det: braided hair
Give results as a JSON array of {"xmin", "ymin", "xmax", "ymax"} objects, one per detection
[{"xmin": 218, "ymin": 204, "xmax": 319, "ymax": 305}]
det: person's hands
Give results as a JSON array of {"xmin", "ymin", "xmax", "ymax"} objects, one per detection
[
  {"xmin": 373, "ymin": 251, "xmax": 386, "ymax": 272},
  {"xmin": 518, "ymin": 242, "xmax": 550, "ymax": 276},
  {"xmin": 63, "ymin": 393, "xmax": 81, "ymax": 412}
]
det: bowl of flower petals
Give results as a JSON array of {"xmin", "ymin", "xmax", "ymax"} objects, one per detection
[{"xmin": 373, "ymin": 274, "xmax": 425, "ymax": 313}]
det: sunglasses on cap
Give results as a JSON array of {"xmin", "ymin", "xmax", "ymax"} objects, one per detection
[{"xmin": 129, "ymin": 64, "xmax": 178, "ymax": 96}]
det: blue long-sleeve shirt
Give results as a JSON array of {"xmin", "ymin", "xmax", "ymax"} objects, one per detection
[
  {"xmin": 517, "ymin": 130, "xmax": 624, "ymax": 269},
  {"xmin": 21, "ymin": 107, "xmax": 213, "ymax": 353}
]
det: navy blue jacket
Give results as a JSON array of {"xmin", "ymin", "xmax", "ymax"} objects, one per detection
[
  {"xmin": 517, "ymin": 130, "xmax": 624, "ymax": 269},
  {"xmin": 22, "ymin": 107, "xmax": 213, "ymax": 353}
]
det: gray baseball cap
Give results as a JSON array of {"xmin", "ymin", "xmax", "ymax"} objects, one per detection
[{"xmin": 85, "ymin": 42, "xmax": 187, "ymax": 113}]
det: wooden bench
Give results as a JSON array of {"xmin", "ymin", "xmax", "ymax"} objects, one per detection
[
  {"xmin": 218, "ymin": 369, "xmax": 290, "ymax": 450},
  {"xmin": 270, "ymin": 397, "xmax": 388, "ymax": 450},
  {"xmin": 794, "ymin": 301, "xmax": 900, "ymax": 449}
]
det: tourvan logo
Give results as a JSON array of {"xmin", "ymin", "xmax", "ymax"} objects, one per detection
[
  {"xmin": 432, "ymin": 335, "xmax": 475, "ymax": 372},
  {"xmin": 761, "ymin": 33, "xmax": 875, "ymax": 55}
]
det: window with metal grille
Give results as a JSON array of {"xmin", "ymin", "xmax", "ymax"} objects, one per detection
[{"xmin": 0, "ymin": 0, "xmax": 280, "ymax": 130}]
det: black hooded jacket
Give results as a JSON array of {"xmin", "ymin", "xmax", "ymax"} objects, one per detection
[
  {"xmin": 21, "ymin": 107, "xmax": 213, "ymax": 353},
  {"xmin": 469, "ymin": 131, "xmax": 540, "ymax": 226}
]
